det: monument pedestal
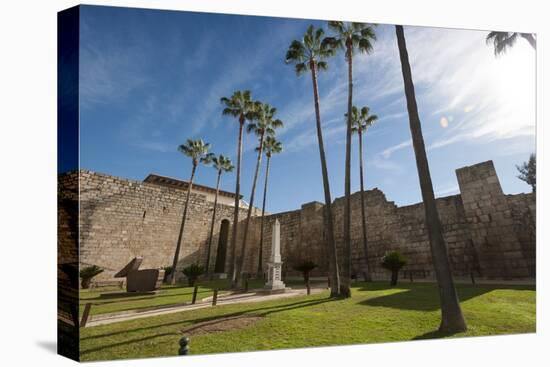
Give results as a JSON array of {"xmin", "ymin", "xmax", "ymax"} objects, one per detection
[
  {"xmin": 265, "ymin": 261, "xmax": 285, "ymax": 291},
  {"xmin": 264, "ymin": 219, "xmax": 287, "ymax": 293}
]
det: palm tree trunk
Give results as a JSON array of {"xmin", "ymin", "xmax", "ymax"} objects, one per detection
[
  {"xmin": 257, "ymin": 154, "xmax": 271, "ymax": 276},
  {"xmin": 236, "ymin": 132, "xmax": 265, "ymax": 287},
  {"xmin": 341, "ymin": 44, "xmax": 353, "ymax": 298},
  {"xmin": 358, "ymin": 130, "xmax": 371, "ymax": 282},
  {"xmin": 170, "ymin": 164, "xmax": 197, "ymax": 285},
  {"xmin": 395, "ymin": 25, "xmax": 467, "ymax": 333},
  {"xmin": 205, "ymin": 170, "xmax": 222, "ymax": 273},
  {"xmin": 230, "ymin": 119, "xmax": 244, "ymax": 287},
  {"xmin": 520, "ymin": 33, "xmax": 536, "ymax": 49},
  {"xmin": 310, "ymin": 61, "xmax": 340, "ymax": 297}
]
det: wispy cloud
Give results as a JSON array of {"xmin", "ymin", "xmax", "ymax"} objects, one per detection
[{"xmin": 435, "ymin": 183, "xmax": 459, "ymax": 197}]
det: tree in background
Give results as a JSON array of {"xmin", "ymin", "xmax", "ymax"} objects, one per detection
[
  {"xmin": 381, "ymin": 251, "xmax": 407, "ymax": 286},
  {"xmin": 235, "ymin": 103, "xmax": 283, "ymax": 287},
  {"xmin": 169, "ymin": 139, "xmax": 213, "ymax": 284},
  {"xmin": 205, "ymin": 155, "xmax": 234, "ymax": 273},
  {"xmin": 221, "ymin": 90, "xmax": 257, "ymax": 287},
  {"xmin": 516, "ymin": 153, "xmax": 536, "ymax": 193},
  {"xmin": 349, "ymin": 106, "xmax": 378, "ymax": 282},
  {"xmin": 285, "ymin": 25, "xmax": 341, "ymax": 297},
  {"xmin": 257, "ymin": 136, "xmax": 283, "ymax": 276},
  {"xmin": 323, "ymin": 21, "xmax": 376, "ymax": 297},
  {"xmin": 486, "ymin": 32, "xmax": 536, "ymax": 56}
]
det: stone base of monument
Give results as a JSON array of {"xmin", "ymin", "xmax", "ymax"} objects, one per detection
[{"xmin": 257, "ymin": 287, "xmax": 292, "ymax": 295}]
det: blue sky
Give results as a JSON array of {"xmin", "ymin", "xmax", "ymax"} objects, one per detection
[{"xmin": 78, "ymin": 5, "xmax": 536, "ymax": 213}]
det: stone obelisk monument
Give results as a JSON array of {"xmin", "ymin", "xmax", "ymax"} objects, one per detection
[{"xmin": 264, "ymin": 219, "xmax": 286, "ymax": 292}]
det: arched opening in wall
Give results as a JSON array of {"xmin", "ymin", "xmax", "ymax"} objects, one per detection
[{"xmin": 214, "ymin": 219, "xmax": 230, "ymax": 273}]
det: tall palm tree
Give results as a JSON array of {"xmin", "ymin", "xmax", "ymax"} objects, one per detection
[
  {"xmin": 257, "ymin": 136, "xmax": 283, "ymax": 275},
  {"xmin": 205, "ymin": 154, "xmax": 234, "ymax": 273},
  {"xmin": 169, "ymin": 139, "xmax": 214, "ymax": 284},
  {"xmin": 235, "ymin": 102, "xmax": 283, "ymax": 287},
  {"xmin": 395, "ymin": 25, "xmax": 467, "ymax": 332},
  {"xmin": 221, "ymin": 90, "xmax": 256, "ymax": 287},
  {"xmin": 486, "ymin": 31, "xmax": 536, "ymax": 55},
  {"xmin": 349, "ymin": 106, "xmax": 378, "ymax": 282},
  {"xmin": 323, "ymin": 21, "xmax": 376, "ymax": 297},
  {"xmin": 285, "ymin": 25, "xmax": 341, "ymax": 297}
]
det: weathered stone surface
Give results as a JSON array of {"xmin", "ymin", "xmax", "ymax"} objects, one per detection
[{"xmin": 58, "ymin": 160, "xmax": 536, "ymax": 283}]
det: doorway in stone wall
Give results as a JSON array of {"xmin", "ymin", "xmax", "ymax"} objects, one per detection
[{"xmin": 214, "ymin": 219, "xmax": 229, "ymax": 273}]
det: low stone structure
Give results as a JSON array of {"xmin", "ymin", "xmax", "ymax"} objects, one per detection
[{"xmin": 58, "ymin": 160, "xmax": 535, "ymax": 283}]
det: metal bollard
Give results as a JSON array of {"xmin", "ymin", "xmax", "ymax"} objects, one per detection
[
  {"xmin": 178, "ymin": 336, "xmax": 189, "ymax": 355},
  {"xmin": 191, "ymin": 285, "xmax": 198, "ymax": 304},
  {"xmin": 470, "ymin": 271, "xmax": 476, "ymax": 285},
  {"xmin": 212, "ymin": 289, "xmax": 218, "ymax": 306},
  {"xmin": 244, "ymin": 276, "xmax": 249, "ymax": 293}
]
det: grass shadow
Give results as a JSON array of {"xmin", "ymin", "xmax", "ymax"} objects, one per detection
[
  {"xmin": 358, "ymin": 282, "xmax": 534, "ymax": 311},
  {"xmin": 412, "ymin": 329, "xmax": 461, "ymax": 340},
  {"xmin": 81, "ymin": 296, "xmax": 336, "ymax": 342}
]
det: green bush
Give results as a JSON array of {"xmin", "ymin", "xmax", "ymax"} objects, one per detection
[
  {"xmin": 381, "ymin": 251, "xmax": 407, "ymax": 286},
  {"xmin": 293, "ymin": 260, "xmax": 317, "ymax": 294},
  {"xmin": 182, "ymin": 263, "xmax": 205, "ymax": 287},
  {"xmin": 162, "ymin": 265, "xmax": 173, "ymax": 283},
  {"xmin": 79, "ymin": 265, "xmax": 104, "ymax": 289}
]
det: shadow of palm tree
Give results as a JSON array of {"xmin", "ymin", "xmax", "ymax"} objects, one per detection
[
  {"xmin": 412, "ymin": 329, "xmax": 461, "ymax": 340},
  {"xmin": 358, "ymin": 283, "xmax": 534, "ymax": 311},
  {"xmin": 81, "ymin": 296, "xmax": 336, "ymax": 343}
]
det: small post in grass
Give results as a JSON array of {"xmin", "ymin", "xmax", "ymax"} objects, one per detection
[
  {"xmin": 212, "ymin": 289, "xmax": 218, "ymax": 306},
  {"xmin": 470, "ymin": 271, "xmax": 476, "ymax": 285},
  {"xmin": 178, "ymin": 336, "xmax": 190, "ymax": 355},
  {"xmin": 80, "ymin": 303, "xmax": 92, "ymax": 328},
  {"xmin": 191, "ymin": 285, "xmax": 199, "ymax": 304},
  {"xmin": 306, "ymin": 279, "xmax": 311, "ymax": 296},
  {"xmin": 244, "ymin": 274, "xmax": 249, "ymax": 293}
]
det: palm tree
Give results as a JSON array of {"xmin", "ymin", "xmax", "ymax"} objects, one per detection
[
  {"xmin": 323, "ymin": 21, "xmax": 376, "ymax": 297},
  {"xmin": 486, "ymin": 31, "xmax": 536, "ymax": 55},
  {"xmin": 285, "ymin": 25, "xmax": 341, "ymax": 298},
  {"xmin": 221, "ymin": 90, "xmax": 256, "ymax": 287},
  {"xmin": 205, "ymin": 155, "xmax": 234, "ymax": 273},
  {"xmin": 257, "ymin": 136, "xmax": 283, "ymax": 275},
  {"xmin": 235, "ymin": 102, "xmax": 283, "ymax": 287},
  {"xmin": 349, "ymin": 106, "xmax": 378, "ymax": 282},
  {"xmin": 395, "ymin": 25, "xmax": 467, "ymax": 332},
  {"xmin": 169, "ymin": 139, "xmax": 214, "ymax": 284}
]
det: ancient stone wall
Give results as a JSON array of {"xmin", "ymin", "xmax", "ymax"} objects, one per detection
[
  {"xmin": 69, "ymin": 170, "xmax": 250, "ymax": 281},
  {"xmin": 456, "ymin": 161, "xmax": 534, "ymax": 279},
  {"xmin": 245, "ymin": 161, "xmax": 535, "ymax": 281},
  {"xmin": 59, "ymin": 160, "xmax": 536, "ymax": 284}
]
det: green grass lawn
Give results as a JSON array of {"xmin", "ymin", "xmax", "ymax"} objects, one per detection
[
  {"xmin": 79, "ymin": 282, "xmax": 535, "ymax": 361},
  {"xmin": 79, "ymin": 278, "xmax": 317, "ymax": 316}
]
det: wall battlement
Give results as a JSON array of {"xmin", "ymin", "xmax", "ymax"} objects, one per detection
[{"xmin": 59, "ymin": 160, "xmax": 535, "ymax": 282}]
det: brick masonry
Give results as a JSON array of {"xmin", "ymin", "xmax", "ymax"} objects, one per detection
[{"xmin": 58, "ymin": 160, "xmax": 535, "ymax": 283}]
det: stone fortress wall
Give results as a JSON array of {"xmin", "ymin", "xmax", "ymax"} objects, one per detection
[{"xmin": 59, "ymin": 160, "xmax": 535, "ymax": 282}]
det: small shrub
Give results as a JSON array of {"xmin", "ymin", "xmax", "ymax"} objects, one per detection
[
  {"xmin": 293, "ymin": 260, "xmax": 317, "ymax": 294},
  {"xmin": 182, "ymin": 263, "xmax": 205, "ymax": 287},
  {"xmin": 79, "ymin": 265, "xmax": 104, "ymax": 289},
  {"xmin": 381, "ymin": 251, "xmax": 407, "ymax": 286},
  {"xmin": 162, "ymin": 265, "xmax": 173, "ymax": 283}
]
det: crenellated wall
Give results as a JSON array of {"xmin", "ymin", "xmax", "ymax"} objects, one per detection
[{"xmin": 58, "ymin": 160, "xmax": 536, "ymax": 283}]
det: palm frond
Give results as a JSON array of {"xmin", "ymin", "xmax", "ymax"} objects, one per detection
[{"xmin": 177, "ymin": 139, "xmax": 212, "ymax": 166}]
